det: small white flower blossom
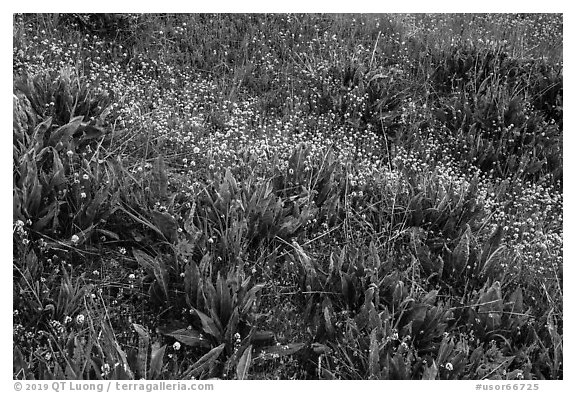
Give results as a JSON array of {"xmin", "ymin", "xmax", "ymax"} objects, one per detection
[{"xmin": 173, "ymin": 341, "xmax": 181, "ymax": 351}]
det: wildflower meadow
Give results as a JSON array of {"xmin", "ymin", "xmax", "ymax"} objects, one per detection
[{"xmin": 13, "ymin": 13, "xmax": 562, "ymax": 380}]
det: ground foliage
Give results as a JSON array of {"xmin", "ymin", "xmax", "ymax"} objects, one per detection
[{"xmin": 13, "ymin": 13, "xmax": 562, "ymax": 380}]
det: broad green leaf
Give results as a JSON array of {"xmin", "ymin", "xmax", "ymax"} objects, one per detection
[
  {"xmin": 326, "ymin": 252, "xmax": 337, "ymax": 286},
  {"xmin": 13, "ymin": 188, "xmax": 24, "ymax": 221},
  {"xmin": 292, "ymin": 241, "xmax": 317, "ymax": 285},
  {"xmin": 149, "ymin": 343, "xmax": 166, "ymax": 379},
  {"xmin": 403, "ymin": 304, "xmax": 427, "ymax": 335},
  {"xmin": 182, "ymin": 343, "xmax": 226, "ymax": 379},
  {"xmin": 422, "ymin": 290, "xmax": 438, "ymax": 305},
  {"xmin": 133, "ymin": 324, "xmax": 149, "ymax": 379},
  {"xmin": 95, "ymin": 228, "xmax": 120, "ymax": 241},
  {"xmin": 258, "ymin": 343, "xmax": 305, "ymax": 358},
  {"xmin": 150, "ymin": 210, "xmax": 179, "ymax": 243},
  {"xmin": 48, "ymin": 116, "xmax": 84, "ymax": 149},
  {"xmin": 13, "ymin": 345, "xmax": 32, "ymax": 379},
  {"xmin": 390, "ymin": 353, "xmax": 409, "ymax": 379},
  {"xmin": 217, "ymin": 273, "xmax": 232, "ymax": 327},
  {"xmin": 236, "ymin": 345, "xmax": 252, "ymax": 380},
  {"xmin": 224, "ymin": 168, "xmax": 238, "ymax": 194},
  {"xmin": 369, "ymin": 240, "xmax": 381, "ymax": 272},
  {"xmin": 323, "ymin": 300, "xmax": 335, "ymax": 339},
  {"xmin": 340, "ymin": 272, "xmax": 355, "ymax": 309},
  {"xmin": 20, "ymin": 150, "xmax": 42, "ymax": 215},
  {"xmin": 478, "ymin": 281, "xmax": 503, "ymax": 331},
  {"xmin": 480, "ymin": 245, "xmax": 506, "ymax": 278},
  {"xmin": 163, "ymin": 328, "xmax": 209, "ymax": 348},
  {"xmin": 453, "ymin": 224, "xmax": 471, "ymax": 273},
  {"xmin": 203, "ymin": 279, "xmax": 218, "ymax": 316},
  {"xmin": 198, "ymin": 253, "xmax": 212, "ymax": 276},
  {"xmin": 392, "ymin": 280, "xmax": 405, "ymax": 305},
  {"xmin": 183, "ymin": 202, "xmax": 202, "ymax": 245},
  {"xmin": 368, "ymin": 329, "xmax": 380, "ymax": 378},
  {"xmin": 224, "ymin": 309, "xmax": 240, "ymax": 346},
  {"xmin": 151, "ymin": 156, "xmax": 168, "ymax": 200},
  {"xmin": 185, "ymin": 260, "xmax": 200, "ymax": 306},
  {"xmin": 508, "ymin": 287, "xmax": 524, "ymax": 314},
  {"xmin": 31, "ymin": 117, "xmax": 52, "ymax": 153},
  {"xmin": 422, "ymin": 360, "xmax": 438, "ymax": 380},
  {"xmin": 33, "ymin": 200, "xmax": 59, "ymax": 232},
  {"xmin": 83, "ymin": 186, "xmax": 108, "ymax": 227},
  {"xmin": 152, "ymin": 257, "xmax": 170, "ymax": 301},
  {"xmin": 132, "ymin": 250, "xmax": 170, "ymax": 300},
  {"xmin": 437, "ymin": 335, "xmax": 455, "ymax": 365},
  {"xmin": 311, "ymin": 343, "xmax": 331, "ymax": 355},
  {"xmin": 193, "ymin": 308, "xmax": 222, "ymax": 341},
  {"xmin": 480, "ymin": 225, "xmax": 503, "ymax": 267},
  {"xmin": 76, "ymin": 124, "xmax": 105, "ymax": 145},
  {"xmin": 208, "ymin": 307, "xmax": 224, "ymax": 337},
  {"xmin": 48, "ymin": 148, "xmax": 66, "ymax": 190},
  {"xmin": 320, "ymin": 368, "xmax": 336, "ymax": 380},
  {"xmin": 132, "ymin": 249, "xmax": 155, "ymax": 272},
  {"xmin": 133, "ymin": 323, "xmax": 149, "ymax": 339},
  {"xmin": 240, "ymin": 284, "xmax": 264, "ymax": 315}
]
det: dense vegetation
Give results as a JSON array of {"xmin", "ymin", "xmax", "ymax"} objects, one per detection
[{"xmin": 13, "ymin": 13, "xmax": 562, "ymax": 380}]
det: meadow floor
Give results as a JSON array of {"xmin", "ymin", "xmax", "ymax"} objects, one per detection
[{"xmin": 13, "ymin": 14, "xmax": 562, "ymax": 380}]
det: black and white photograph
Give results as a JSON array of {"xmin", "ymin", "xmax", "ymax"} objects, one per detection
[{"xmin": 11, "ymin": 8, "xmax": 564, "ymax": 385}]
